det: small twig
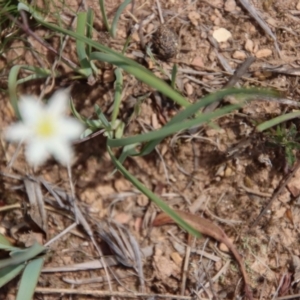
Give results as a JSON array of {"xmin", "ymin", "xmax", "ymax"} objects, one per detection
[
  {"xmin": 44, "ymin": 222, "xmax": 77, "ymax": 247},
  {"xmin": 272, "ymin": 273, "xmax": 288, "ymax": 300},
  {"xmin": 67, "ymin": 165, "xmax": 77, "ymax": 222},
  {"xmin": 35, "ymin": 288, "xmax": 194, "ymax": 299},
  {"xmin": 155, "ymin": 0, "xmax": 164, "ymax": 24},
  {"xmin": 7, "ymin": 140, "xmax": 23, "ymax": 169},
  {"xmin": 224, "ymin": 56, "xmax": 256, "ymax": 88},
  {"xmin": 63, "ymin": 270, "xmax": 131, "ymax": 285},
  {"xmin": 251, "ymin": 159, "xmax": 300, "ymax": 227},
  {"xmin": 181, "ymin": 238, "xmax": 191, "ymax": 295},
  {"xmin": 137, "ymin": 14, "xmax": 156, "ymax": 51},
  {"xmin": 275, "ymin": 293, "xmax": 300, "ymax": 300},
  {"xmin": 197, "ymin": 261, "xmax": 231, "ymax": 298},
  {"xmin": 239, "ymin": 182, "xmax": 272, "ymax": 198},
  {"xmin": 215, "ymin": 49, "xmax": 236, "ymax": 76},
  {"xmin": 203, "ymin": 56, "xmax": 255, "ymax": 113}
]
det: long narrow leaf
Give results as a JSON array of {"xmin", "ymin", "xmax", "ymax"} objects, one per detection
[
  {"xmin": 257, "ymin": 111, "xmax": 300, "ymax": 132},
  {"xmin": 76, "ymin": 12, "xmax": 92, "ymax": 76},
  {"xmin": 8, "ymin": 65, "xmax": 24, "ymax": 119},
  {"xmin": 108, "ymin": 103, "xmax": 241, "ymax": 148},
  {"xmin": 171, "ymin": 64, "xmax": 178, "ymax": 89},
  {"xmin": 0, "ymin": 264, "xmax": 25, "ymax": 288},
  {"xmin": 98, "ymin": 0, "xmax": 111, "ymax": 35},
  {"xmin": 8, "ymin": 65, "xmax": 57, "ymax": 119},
  {"xmin": 107, "ymin": 146, "xmax": 201, "ymax": 238},
  {"xmin": 16, "ymin": 257, "xmax": 44, "ymax": 300},
  {"xmin": 0, "ymin": 242, "xmax": 46, "ymax": 269},
  {"xmin": 90, "ymin": 52, "xmax": 190, "ymax": 107},
  {"xmin": 86, "ymin": 8, "xmax": 94, "ymax": 56},
  {"xmin": 111, "ymin": 68, "xmax": 123, "ymax": 124},
  {"xmin": 109, "ymin": 88, "xmax": 277, "ymax": 154},
  {"xmin": 111, "ymin": 0, "xmax": 131, "ymax": 38}
]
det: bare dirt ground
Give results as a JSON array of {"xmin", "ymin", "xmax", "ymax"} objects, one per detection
[{"xmin": 2, "ymin": 0, "xmax": 300, "ymax": 299}]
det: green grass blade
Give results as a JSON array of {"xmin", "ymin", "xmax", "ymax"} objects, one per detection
[
  {"xmin": 171, "ymin": 64, "xmax": 178, "ymax": 89},
  {"xmin": 16, "ymin": 257, "xmax": 44, "ymax": 300},
  {"xmin": 70, "ymin": 98, "xmax": 87, "ymax": 123},
  {"xmin": 76, "ymin": 12, "xmax": 92, "ymax": 77},
  {"xmin": 111, "ymin": 68, "xmax": 123, "ymax": 125},
  {"xmin": 136, "ymin": 88, "xmax": 278, "ymax": 155},
  {"xmin": 86, "ymin": 8, "xmax": 94, "ymax": 56},
  {"xmin": 94, "ymin": 104, "xmax": 111, "ymax": 129},
  {"xmin": 257, "ymin": 111, "xmax": 300, "ymax": 132},
  {"xmin": 98, "ymin": 0, "xmax": 111, "ymax": 35},
  {"xmin": 0, "ymin": 242, "xmax": 46, "ymax": 269},
  {"xmin": 8, "ymin": 65, "xmax": 22, "ymax": 119},
  {"xmin": 108, "ymin": 103, "xmax": 241, "ymax": 148},
  {"xmin": 0, "ymin": 264, "xmax": 25, "ymax": 288},
  {"xmin": 108, "ymin": 88, "xmax": 276, "ymax": 150},
  {"xmin": 107, "ymin": 146, "xmax": 201, "ymax": 238},
  {"xmin": 89, "ymin": 52, "xmax": 190, "ymax": 107},
  {"xmin": 8, "ymin": 65, "xmax": 57, "ymax": 119},
  {"xmin": 117, "ymin": 144, "xmax": 140, "ymax": 165},
  {"xmin": 111, "ymin": 0, "xmax": 131, "ymax": 38}
]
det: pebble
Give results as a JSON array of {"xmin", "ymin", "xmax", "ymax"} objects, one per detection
[
  {"xmin": 255, "ymin": 48, "xmax": 272, "ymax": 58},
  {"xmin": 185, "ymin": 82, "xmax": 194, "ymax": 96},
  {"xmin": 232, "ymin": 50, "xmax": 246, "ymax": 60},
  {"xmin": 224, "ymin": 0, "xmax": 237, "ymax": 12},
  {"xmin": 244, "ymin": 39, "xmax": 254, "ymax": 53},
  {"xmin": 224, "ymin": 166, "xmax": 233, "ymax": 177},
  {"xmin": 191, "ymin": 56, "xmax": 204, "ymax": 69},
  {"xmin": 212, "ymin": 28, "xmax": 232, "ymax": 43},
  {"xmin": 219, "ymin": 242, "xmax": 230, "ymax": 253}
]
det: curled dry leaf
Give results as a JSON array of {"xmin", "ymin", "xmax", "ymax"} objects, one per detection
[{"xmin": 153, "ymin": 209, "xmax": 253, "ymax": 300}]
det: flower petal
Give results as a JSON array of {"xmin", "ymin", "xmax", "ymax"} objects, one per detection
[
  {"xmin": 46, "ymin": 89, "xmax": 69, "ymax": 116},
  {"xmin": 47, "ymin": 140, "xmax": 73, "ymax": 166},
  {"xmin": 4, "ymin": 123, "xmax": 32, "ymax": 142},
  {"xmin": 25, "ymin": 139, "xmax": 49, "ymax": 167},
  {"xmin": 19, "ymin": 96, "xmax": 44, "ymax": 125},
  {"xmin": 56, "ymin": 118, "xmax": 84, "ymax": 140}
]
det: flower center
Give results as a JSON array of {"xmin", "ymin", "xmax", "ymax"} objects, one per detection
[{"xmin": 35, "ymin": 116, "xmax": 56, "ymax": 137}]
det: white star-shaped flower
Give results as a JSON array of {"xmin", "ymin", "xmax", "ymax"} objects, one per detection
[{"xmin": 5, "ymin": 89, "xmax": 84, "ymax": 167}]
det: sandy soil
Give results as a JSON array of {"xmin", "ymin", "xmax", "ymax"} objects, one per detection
[{"xmin": 2, "ymin": 0, "xmax": 300, "ymax": 299}]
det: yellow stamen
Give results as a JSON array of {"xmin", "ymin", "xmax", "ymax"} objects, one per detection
[{"xmin": 35, "ymin": 116, "xmax": 56, "ymax": 137}]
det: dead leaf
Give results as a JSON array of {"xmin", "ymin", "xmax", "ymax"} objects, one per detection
[{"xmin": 24, "ymin": 178, "xmax": 48, "ymax": 237}]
